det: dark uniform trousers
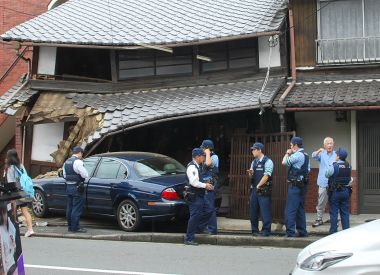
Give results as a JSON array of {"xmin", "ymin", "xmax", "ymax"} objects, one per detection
[
  {"xmin": 185, "ymin": 194, "xmax": 213, "ymax": 242},
  {"xmin": 66, "ymin": 184, "xmax": 85, "ymax": 231},
  {"xmin": 250, "ymin": 190, "xmax": 271, "ymax": 235},
  {"xmin": 329, "ymin": 188, "xmax": 350, "ymax": 234},
  {"xmin": 202, "ymin": 189, "xmax": 217, "ymax": 234},
  {"xmin": 328, "ymin": 161, "xmax": 351, "ymax": 234},
  {"xmin": 284, "ymin": 184, "xmax": 307, "ymax": 237}
]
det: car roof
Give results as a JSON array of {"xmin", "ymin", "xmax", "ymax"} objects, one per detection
[{"xmin": 91, "ymin": 151, "xmax": 170, "ymax": 162}]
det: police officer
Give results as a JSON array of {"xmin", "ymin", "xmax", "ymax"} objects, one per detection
[
  {"xmin": 325, "ymin": 148, "xmax": 352, "ymax": 234},
  {"xmin": 247, "ymin": 143, "xmax": 274, "ymax": 237},
  {"xmin": 184, "ymin": 148, "xmax": 213, "ymax": 245},
  {"xmin": 63, "ymin": 146, "xmax": 89, "ymax": 233},
  {"xmin": 199, "ymin": 139, "xmax": 219, "ymax": 235},
  {"xmin": 282, "ymin": 137, "xmax": 310, "ymax": 237}
]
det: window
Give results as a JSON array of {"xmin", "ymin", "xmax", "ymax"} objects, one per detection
[
  {"xmin": 116, "ymin": 165, "xmax": 128, "ymax": 179},
  {"xmin": 83, "ymin": 157, "xmax": 100, "ymax": 177},
  {"xmin": 95, "ymin": 158, "xmax": 122, "ymax": 179},
  {"xmin": 134, "ymin": 157, "xmax": 186, "ymax": 178},
  {"xmin": 199, "ymin": 38, "xmax": 258, "ymax": 73},
  {"xmin": 55, "ymin": 48, "xmax": 111, "ymax": 80},
  {"xmin": 118, "ymin": 47, "xmax": 192, "ymax": 80},
  {"xmin": 318, "ymin": 0, "xmax": 380, "ymax": 64}
]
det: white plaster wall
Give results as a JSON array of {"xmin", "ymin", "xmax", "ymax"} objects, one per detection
[
  {"xmin": 31, "ymin": 122, "xmax": 64, "ymax": 162},
  {"xmin": 258, "ymin": 36, "xmax": 281, "ymax": 68},
  {"xmin": 37, "ymin": 46, "xmax": 57, "ymax": 75},
  {"xmin": 295, "ymin": 112, "xmax": 352, "ymax": 169}
]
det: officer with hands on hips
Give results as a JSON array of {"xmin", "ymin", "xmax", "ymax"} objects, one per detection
[
  {"xmin": 199, "ymin": 139, "xmax": 219, "ymax": 235},
  {"xmin": 184, "ymin": 148, "xmax": 213, "ymax": 245},
  {"xmin": 325, "ymin": 147, "xmax": 352, "ymax": 234},
  {"xmin": 282, "ymin": 137, "xmax": 310, "ymax": 238},
  {"xmin": 247, "ymin": 142, "xmax": 274, "ymax": 237}
]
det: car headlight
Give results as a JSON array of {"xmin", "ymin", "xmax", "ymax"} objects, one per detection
[{"xmin": 300, "ymin": 251, "xmax": 353, "ymax": 271}]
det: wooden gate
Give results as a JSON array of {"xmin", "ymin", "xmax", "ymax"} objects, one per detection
[
  {"xmin": 229, "ymin": 132, "xmax": 295, "ymax": 221},
  {"xmin": 358, "ymin": 117, "xmax": 380, "ymax": 213}
]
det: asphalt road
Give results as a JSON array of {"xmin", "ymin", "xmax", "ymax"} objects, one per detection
[{"xmin": 21, "ymin": 237, "xmax": 300, "ymax": 275}]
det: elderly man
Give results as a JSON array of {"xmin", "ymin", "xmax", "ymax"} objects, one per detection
[{"xmin": 311, "ymin": 137, "xmax": 336, "ymax": 227}]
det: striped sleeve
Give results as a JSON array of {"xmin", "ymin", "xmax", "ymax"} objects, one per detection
[{"xmin": 264, "ymin": 159, "xmax": 274, "ymax": 176}]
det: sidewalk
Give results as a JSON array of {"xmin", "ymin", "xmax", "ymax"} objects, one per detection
[
  {"xmin": 19, "ymin": 214, "xmax": 380, "ymax": 249},
  {"xmin": 217, "ymin": 213, "xmax": 380, "ymax": 234}
]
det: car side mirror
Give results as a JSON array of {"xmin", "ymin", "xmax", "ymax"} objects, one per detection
[{"xmin": 124, "ymin": 170, "xmax": 128, "ymax": 178}]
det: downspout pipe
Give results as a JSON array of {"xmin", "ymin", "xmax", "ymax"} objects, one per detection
[{"xmin": 278, "ymin": 7, "xmax": 296, "ymax": 133}]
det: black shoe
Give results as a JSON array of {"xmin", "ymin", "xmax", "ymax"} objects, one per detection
[
  {"xmin": 72, "ymin": 228, "xmax": 87, "ymax": 233},
  {"xmin": 184, "ymin": 240, "xmax": 199, "ymax": 246},
  {"xmin": 312, "ymin": 219, "xmax": 323, "ymax": 227},
  {"xmin": 259, "ymin": 232, "xmax": 270, "ymax": 237}
]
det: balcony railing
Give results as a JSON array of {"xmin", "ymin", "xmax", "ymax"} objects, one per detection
[{"xmin": 316, "ymin": 36, "xmax": 380, "ymax": 65}]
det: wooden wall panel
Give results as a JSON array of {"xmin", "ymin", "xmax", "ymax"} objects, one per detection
[{"xmin": 292, "ymin": 0, "xmax": 317, "ymax": 67}]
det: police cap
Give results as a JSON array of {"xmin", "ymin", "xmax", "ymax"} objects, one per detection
[
  {"xmin": 291, "ymin": 137, "xmax": 303, "ymax": 147},
  {"xmin": 72, "ymin": 146, "xmax": 84, "ymax": 154},
  {"xmin": 200, "ymin": 139, "xmax": 214, "ymax": 149},
  {"xmin": 192, "ymin": 148, "xmax": 205, "ymax": 157},
  {"xmin": 337, "ymin": 147, "xmax": 348, "ymax": 160},
  {"xmin": 250, "ymin": 142, "xmax": 264, "ymax": 151}
]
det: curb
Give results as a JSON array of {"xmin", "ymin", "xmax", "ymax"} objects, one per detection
[{"xmin": 27, "ymin": 232, "xmax": 319, "ymax": 249}]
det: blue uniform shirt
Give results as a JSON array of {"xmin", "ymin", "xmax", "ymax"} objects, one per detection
[
  {"xmin": 285, "ymin": 148, "xmax": 311, "ymax": 174},
  {"xmin": 250, "ymin": 155, "xmax": 274, "ymax": 177},
  {"xmin": 211, "ymin": 154, "xmax": 219, "ymax": 169},
  {"xmin": 312, "ymin": 150, "xmax": 336, "ymax": 188}
]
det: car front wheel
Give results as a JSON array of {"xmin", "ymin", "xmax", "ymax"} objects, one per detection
[
  {"xmin": 116, "ymin": 199, "xmax": 141, "ymax": 232},
  {"xmin": 32, "ymin": 189, "xmax": 48, "ymax": 218}
]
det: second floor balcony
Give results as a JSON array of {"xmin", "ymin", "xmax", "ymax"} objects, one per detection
[{"xmin": 317, "ymin": 36, "xmax": 380, "ymax": 65}]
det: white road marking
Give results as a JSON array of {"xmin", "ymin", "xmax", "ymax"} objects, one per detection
[{"xmin": 24, "ymin": 264, "xmax": 179, "ymax": 275}]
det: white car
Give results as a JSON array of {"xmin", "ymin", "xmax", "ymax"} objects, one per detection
[{"xmin": 291, "ymin": 219, "xmax": 380, "ymax": 275}]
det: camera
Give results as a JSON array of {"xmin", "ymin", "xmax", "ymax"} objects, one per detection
[{"xmin": 0, "ymin": 182, "xmax": 26, "ymax": 202}]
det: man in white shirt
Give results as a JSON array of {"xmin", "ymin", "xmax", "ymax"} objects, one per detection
[
  {"xmin": 63, "ymin": 146, "xmax": 89, "ymax": 233},
  {"xmin": 184, "ymin": 148, "xmax": 213, "ymax": 245}
]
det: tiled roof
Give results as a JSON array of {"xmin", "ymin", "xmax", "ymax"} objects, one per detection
[
  {"xmin": 1, "ymin": 77, "xmax": 285, "ymax": 144},
  {"xmin": 0, "ymin": 74, "xmax": 38, "ymax": 115},
  {"xmin": 276, "ymin": 76, "xmax": 380, "ymax": 108},
  {"xmin": 68, "ymin": 77, "xmax": 285, "ymax": 144},
  {"xmin": 1, "ymin": 0, "xmax": 288, "ymax": 46}
]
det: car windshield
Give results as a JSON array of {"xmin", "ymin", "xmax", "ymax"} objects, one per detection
[{"xmin": 134, "ymin": 157, "xmax": 186, "ymax": 178}]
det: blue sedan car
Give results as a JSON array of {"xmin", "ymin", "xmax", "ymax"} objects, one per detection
[{"xmin": 32, "ymin": 152, "xmax": 189, "ymax": 231}]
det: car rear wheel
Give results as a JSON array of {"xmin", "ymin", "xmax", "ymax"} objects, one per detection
[
  {"xmin": 32, "ymin": 189, "xmax": 48, "ymax": 218},
  {"xmin": 116, "ymin": 199, "xmax": 141, "ymax": 232}
]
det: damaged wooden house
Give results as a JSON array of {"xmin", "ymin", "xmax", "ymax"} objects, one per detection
[{"xmin": 0, "ymin": 0, "xmax": 295, "ymax": 218}]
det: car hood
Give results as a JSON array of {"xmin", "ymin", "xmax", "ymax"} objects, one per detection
[
  {"xmin": 141, "ymin": 174, "xmax": 187, "ymax": 187},
  {"xmin": 297, "ymin": 219, "xmax": 380, "ymax": 263}
]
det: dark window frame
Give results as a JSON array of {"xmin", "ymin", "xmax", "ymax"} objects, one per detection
[
  {"xmin": 199, "ymin": 38, "xmax": 259, "ymax": 74},
  {"xmin": 118, "ymin": 47, "xmax": 194, "ymax": 80}
]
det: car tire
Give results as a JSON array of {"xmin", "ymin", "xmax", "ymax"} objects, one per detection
[
  {"xmin": 32, "ymin": 189, "xmax": 48, "ymax": 218},
  {"xmin": 116, "ymin": 199, "xmax": 141, "ymax": 232}
]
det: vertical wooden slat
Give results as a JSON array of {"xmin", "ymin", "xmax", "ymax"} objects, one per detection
[{"xmin": 229, "ymin": 131, "xmax": 295, "ymax": 221}]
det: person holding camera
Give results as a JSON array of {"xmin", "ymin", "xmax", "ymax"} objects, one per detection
[
  {"xmin": 282, "ymin": 137, "xmax": 310, "ymax": 238},
  {"xmin": 247, "ymin": 143, "xmax": 274, "ymax": 237},
  {"xmin": 184, "ymin": 148, "xmax": 213, "ymax": 245},
  {"xmin": 62, "ymin": 146, "xmax": 88, "ymax": 233},
  {"xmin": 199, "ymin": 139, "xmax": 219, "ymax": 235}
]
